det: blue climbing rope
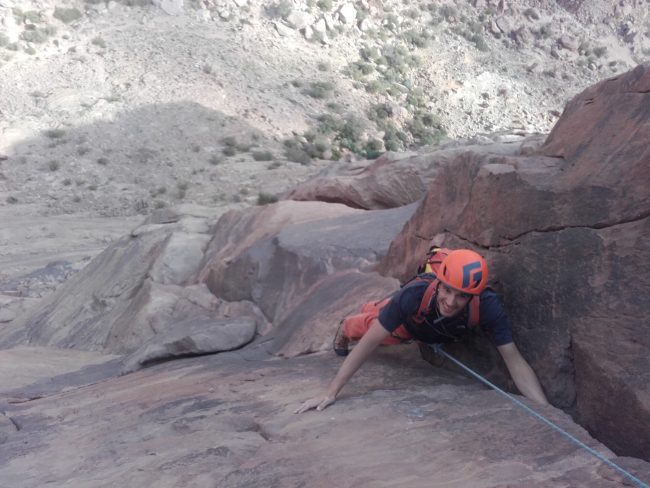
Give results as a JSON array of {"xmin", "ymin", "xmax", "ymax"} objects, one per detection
[{"xmin": 429, "ymin": 344, "xmax": 649, "ymax": 488}]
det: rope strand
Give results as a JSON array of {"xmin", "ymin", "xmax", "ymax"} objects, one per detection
[{"xmin": 429, "ymin": 344, "xmax": 649, "ymax": 488}]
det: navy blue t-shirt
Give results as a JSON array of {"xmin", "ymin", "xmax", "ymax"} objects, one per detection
[{"xmin": 377, "ymin": 281, "xmax": 513, "ymax": 346}]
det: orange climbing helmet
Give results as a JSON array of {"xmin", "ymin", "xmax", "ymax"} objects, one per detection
[{"xmin": 437, "ymin": 249, "xmax": 488, "ymax": 295}]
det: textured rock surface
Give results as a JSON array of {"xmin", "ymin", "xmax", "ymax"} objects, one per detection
[
  {"xmin": 285, "ymin": 140, "xmax": 538, "ymax": 210},
  {"xmin": 1, "ymin": 346, "xmax": 648, "ymax": 488},
  {"xmin": 381, "ymin": 63, "xmax": 650, "ymax": 459}
]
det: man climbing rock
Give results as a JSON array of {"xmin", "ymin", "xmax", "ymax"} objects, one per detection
[{"xmin": 295, "ymin": 249, "xmax": 548, "ymax": 414}]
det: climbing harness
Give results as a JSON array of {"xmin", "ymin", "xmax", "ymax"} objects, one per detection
[{"xmin": 429, "ymin": 344, "xmax": 649, "ymax": 488}]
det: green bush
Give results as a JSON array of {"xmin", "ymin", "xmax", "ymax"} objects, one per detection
[
  {"xmin": 363, "ymin": 139, "xmax": 384, "ymax": 159},
  {"xmin": 593, "ymin": 46, "xmax": 607, "ymax": 58},
  {"xmin": 402, "ymin": 29, "xmax": 430, "ymax": 48},
  {"xmin": 209, "ymin": 154, "xmax": 223, "ymax": 165},
  {"xmin": 252, "ymin": 150, "xmax": 274, "ymax": 161},
  {"xmin": 440, "ymin": 5, "xmax": 458, "ymax": 21},
  {"xmin": 257, "ymin": 192, "xmax": 279, "ymax": 205},
  {"xmin": 303, "ymin": 81, "xmax": 336, "ymax": 99},
  {"xmin": 317, "ymin": 0, "xmax": 333, "ymax": 11},
  {"xmin": 524, "ymin": 8, "xmax": 540, "ymax": 20},
  {"xmin": 91, "ymin": 37, "xmax": 107, "ymax": 48},
  {"xmin": 284, "ymin": 145, "xmax": 311, "ymax": 165},
  {"xmin": 364, "ymin": 79, "xmax": 388, "ymax": 94},
  {"xmin": 382, "ymin": 122, "xmax": 408, "ymax": 151},
  {"xmin": 407, "ymin": 111, "xmax": 445, "ymax": 146},
  {"xmin": 368, "ymin": 102, "xmax": 394, "ymax": 122},
  {"xmin": 471, "ymin": 34, "xmax": 489, "ymax": 52},
  {"xmin": 24, "ymin": 10, "xmax": 42, "ymax": 23},
  {"xmin": 45, "ymin": 128, "xmax": 66, "ymax": 139},
  {"xmin": 265, "ymin": 1, "xmax": 292, "ymax": 20},
  {"xmin": 20, "ymin": 29, "xmax": 49, "ymax": 43},
  {"xmin": 53, "ymin": 7, "xmax": 82, "ymax": 24}
]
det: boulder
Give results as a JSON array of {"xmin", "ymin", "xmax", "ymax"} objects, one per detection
[
  {"xmin": 121, "ymin": 315, "xmax": 257, "ymax": 374},
  {"xmin": 198, "ymin": 200, "xmax": 417, "ymax": 327},
  {"xmin": 338, "ymin": 3, "xmax": 357, "ymax": 24},
  {"xmin": 286, "ymin": 140, "xmax": 540, "ymax": 210}
]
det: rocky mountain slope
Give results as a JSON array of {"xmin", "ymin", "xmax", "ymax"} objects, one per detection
[{"xmin": 1, "ymin": 0, "xmax": 647, "ymax": 217}]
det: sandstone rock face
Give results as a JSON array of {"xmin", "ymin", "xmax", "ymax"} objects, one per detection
[
  {"xmin": 286, "ymin": 140, "xmax": 542, "ymax": 210},
  {"xmin": 121, "ymin": 315, "xmax": 257, "ymax": 374},
  {"xmin": 198, "ymin": 200, "xmax": 417, "ymax": 330},
  {"xmin": 2, "ymin": 346, "xmax": 648, "ymax": 488},
  {"xmin": 381, "ymin": 63, "xmax": 650, "ymax": 459}
]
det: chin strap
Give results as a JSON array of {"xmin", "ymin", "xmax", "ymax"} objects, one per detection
[{"xmin": 429, "ymin": 344, "xmax": 649, "ymax": 488}]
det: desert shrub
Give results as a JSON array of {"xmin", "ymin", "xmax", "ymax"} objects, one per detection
[
  {"xmin": 524, "ymin": 8, "xmax": 540, "ymax": 20},
  {"xmin": 364, "ymin": 79, "xmax": 389, "ymax": 94},
  {"xmin": 326, "ymin": 101, "xmax": 344, "ymax": 112},
  {"xmin": 222, "ymin": 146, "xmax": 237, "ymax": 156},
  {"xmin": 25, "ymin": 46, "xmax": 36, "ymax": 55},
  {"xmin": 6, "ymin": 196, "xmax": 18, "ymax": 204},
  {"xmin": 0, "ymin": 34, "xmax": 9, "ymax": 47},
  {"xmin": 468, "ymin": 21, "xmax": 484, "ymax": 34},
  {"xmin": 471, "ymin": 34, "xmax": 489, "ymax": 51},
  {"xmin": 382, "ymin": 122, "xmax": 408, "ymax": 151},
  {"xmin": 20, "ymin": 28, "xmax": 49, "ymax": 43},
  {"xmin": 407, "ymin": 111, "xmax": 445, "ymax": 146},
  {"xmin": 359, "ymin": 45, "xmax": 381, "ymax": 62},
  {"xmin": 91, "ymin": 37, "xmax": 107, "ymax": 48},
  {"xmin": 209, "ymin": 154, "xmax": 223, "ymax": 165},
  {"xmin": 317, "ymin": 0, "xmax": 333, "ymax": 11},
  {"xmin": 363, "ymin": 139, "xmax": 384, "ymax": 159},
  {"xmin": 440, "ymin": 5, "xmax": 457, "ymax": 21},
  {"xmin": 45, "ymin": 128, "xmax": 66, "ymax": 139},
  {"xmin": 303, "ymin": 81, "xmax": 336, "ymax": 99},
  {"xmin": 368, "ymin": 102, "xmax": 394, "ymax": 122},
  {"xmin": 24, "ymin": 10, "xmax": 42, "ymax": 23},
  {"xmin": 284, "ymin": 145, "xmax": 311, "ymax": 165},
  {"xmin": 267, "ymin": 161, "xmax": 282, "ymax": 169},
  {"xmin": 257, "ymin": 192, "xmax": 278, "ymax": 205},
  {"xmin": 538, "ymin": 23, "xmax": 553, "ymax": 39},
  {"xmin": 265, "ymin": 1, "xmax": 292, "ymax": 20},
  {"xmin": 348, "ymin": 61, "xmax": 375, "ymax": 78},
  {"xmin": 252, "ymin": 150, "xmax": 274, "ymax": 161},
  {"xmin": 593, "ymin": 46, "xmax": 607, "ymax": 57},
  {"xmin": 48, "ymin": 160, "xmax": 60, "ymax": 171},
  {"xmin": 317, "ymin": 61, "xmax": 331, "ymax": 72},
  {"xmin": 402, "ymin": 29, "xmax": 430, "ymax": 48},
  {"xmin": 96, "ymin": 157, "xmax": 109, "ymax": 165},
  {"xmin": 53, "ymin": 7, "xmax": 82, "ymax": 23},
  {"xmin": 406, "ymin": 87, "xmax": 426, "ymax": 108}
]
